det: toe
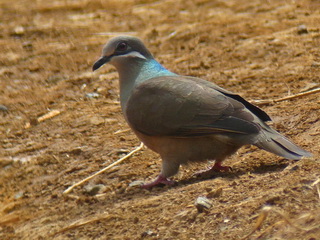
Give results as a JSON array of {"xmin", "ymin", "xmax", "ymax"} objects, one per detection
[{"xmin": 141, "ymin": 175, "xmax": 175, "ymax": 189}]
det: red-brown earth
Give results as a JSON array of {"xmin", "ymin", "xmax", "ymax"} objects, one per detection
[{"xmin": 0, "ymin": 0, "xmax": 319, "ymax": 239}]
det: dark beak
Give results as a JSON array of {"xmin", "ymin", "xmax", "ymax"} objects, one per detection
[{"xmin": 92, "ymin": 56, "xmax": 110, "ymax": 71}]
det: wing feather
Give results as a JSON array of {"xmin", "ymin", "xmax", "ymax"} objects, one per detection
[{"xmin": 126, "ymin": 76, "xmax": 260, "ymax": 137}]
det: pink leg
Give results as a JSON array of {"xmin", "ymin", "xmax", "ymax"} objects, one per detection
[
  {"xmin": 195, "ymin": 161, "xmax": 231, "ymax": 178},
  {"xmin": 211, "ymin": 162, "xmax": 232, "ymax": 172},
  {"xmin": 141, "ymin": 174, "xmax": 176, "ymax": 189}
]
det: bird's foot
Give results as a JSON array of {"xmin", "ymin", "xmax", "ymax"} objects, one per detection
[
  {"xmin": 211, "ymin": 162, "xmax": 232, "ymax": 172},
  {"xmin": 195, "ymin": 162, "xmax": 232, "ymax": 178},
  {"xmin": 141, "ymin": 175, "xmax": 176, "ymax": 189}
]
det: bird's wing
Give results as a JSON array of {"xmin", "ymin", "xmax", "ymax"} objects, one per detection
[
  {"xmin": 184, "ymin": 76, "xmax": 272, "ymax": 122},
  {"xmin": 125, "ymin": 76, "xmax": 260, "ymax": 137}
]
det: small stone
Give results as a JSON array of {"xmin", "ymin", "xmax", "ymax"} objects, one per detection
[
  {"xmin": 81, "ymin": 84, "xmax": 87, "ymax": 90},
  {"xmin": 96, "ymin": 87, "xmax": 107, "ymax": 93},
  {"xmin": 14, "ymin": 191, "xmax": 24, "ymax": 200},
  {"xmin": 22, "ymin": 41, "xmax": 33, "ymax": 50},
  {"xmin": 141, "ymin": 230, "xmax": 155, "ymax": 238},
  {"xmin": 223, "ymin": 218, "xmax": 230, "ymax": 223},
  {"xmin": 13, "ymin": 26, "xmax": 25, "ymax": 35},
  {"xmin": 85, "ymin": 184, "xmax": 107, "ymax": 196},
  {"xmin": 0, "ymin": 105, "xmax": 8, "ymax": 112},
  {"xmin": 195, "ymin": 196, "xmax": 212, "ymax": 213},
  {"xmin": 289, "ymin": 165, "xmax": 299, "ymax": 171},
  {"xmin": 89, "ymin": 116, "xmax": 105, "ymax": 125},
  {"xmin": 129, "ymin": 180, "xmax": 144, "ymax": 187},
  {"xmin": 69, "ymin": 148, "xmax": 83, "ymax": 155},
  {"xmin": 85, "ymin": 92, "xmax": 100, "ymax": 99},
  {"xmin": 265, "ymin": 195, "xmax": 281, "ymax": 205},
  {"xmin": 297, "ymin": 24, "xmax": 308, "ymax": 35}
]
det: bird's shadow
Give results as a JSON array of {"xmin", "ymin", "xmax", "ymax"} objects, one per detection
[
  {"xmin": 120, "ymin": 160, "xmax": 291, "ymax": 197},
  {"xmin": 175, "ymin": 159, "xmax": 290, "ymax": 188}
]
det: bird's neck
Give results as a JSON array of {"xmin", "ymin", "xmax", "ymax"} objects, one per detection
[
  {"xmin": 136, "ymin": 59, "xmax": 176, "ymax": 84},
  {"xmin": 117, "ymin": 59, "xmax": 176, "ymax": 111}
]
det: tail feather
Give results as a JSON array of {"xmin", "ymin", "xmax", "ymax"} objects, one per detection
[{"xmin": 255, "ymin": 132, "xmax": 312, "ymax": 160}]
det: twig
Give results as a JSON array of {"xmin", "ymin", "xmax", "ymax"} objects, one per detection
[
  {"xmin": 114, "ymin": 128, "xmax": 131, "ymax": 135},
  {"xmin": 311, "ymin": 178, "xmax": 320, "ymax": 203},
  {"xmin": 251, "ymin": 87, "xmax": 320, "ymax": 106},
  {"xmin": 311, "ymin": 178, "xmax": 320, "ymax": 187},
  {"xmin": 63, "ymin": 143, "xmax": 144, "ymax": 195},
  {"xmin": 316, "ymin": 185, "xmax": 320, "ymax": 203},
  {"xmin": 37, "ymin": 109, "xmax": 61, "ymax": 122},
  {"xmin": 25, "ymin": 109, "xmax": 61, "ymax": 128}
]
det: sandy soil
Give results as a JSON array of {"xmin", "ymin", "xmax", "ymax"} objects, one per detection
[{"xmin": 0, "ymin": 0, "xmax": 320, "ymax": 239}]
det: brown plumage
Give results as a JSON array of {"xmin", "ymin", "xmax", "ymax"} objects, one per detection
[{"xmin": 93, "ymin": 36, "xmax": 311, "ymax": 188}]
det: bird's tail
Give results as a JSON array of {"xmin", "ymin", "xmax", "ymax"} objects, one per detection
[{"xmin": 255, "ymin": 129, "xmax": 312, "ymax": 160}]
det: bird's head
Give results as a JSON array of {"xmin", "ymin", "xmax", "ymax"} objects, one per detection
[{"xmin": 92, "ymin": 36, "xmax": 154, "ymax": 71}]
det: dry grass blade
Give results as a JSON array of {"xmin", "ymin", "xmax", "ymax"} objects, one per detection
[
  {"xmin": 0, "ymin": 214, "xmax": 20, "ymax": 225},
  {"xmin": 311, "ymin": 178, "xmax": 320, "ymax": 203},
  {"xmin": 25, "ymin": 109, "xmax": 61, "ymax": 128},
  {"xmin": 114, "ymin": 128, "xmax": 131, "ymax": 135},
  {"xmin": 37, "ymin": 109, "xmax": 61, "ymax": 122},
  {"xmin": 241, "ymin": 206, "xmax": 271, "ymax": 240},
  {"xmin": 94, "ymin": 32, "xmax": 137, "ymax": 36},
  {"xmin": 311, "ymin": 178, "xmax": 320, "ymax": 187},
  {"xmin": 241, "ymin": 206, "xmax": 316, "ymax": 240},
  {"xmin": 63, "ymin": 142, "xmax": 144, "ymax": 194},
  {"xmin": 251, "ymin": 87, "xmax": 320, "ymax": 106},
  {"xmin": 316, "ymin": 185, "xmax": 320, "ymax": 202}
]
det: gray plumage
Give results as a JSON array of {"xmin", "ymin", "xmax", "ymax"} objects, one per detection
[{"xmin": 93, "ymin": 36, "xmax": 311, "ymax": 188}]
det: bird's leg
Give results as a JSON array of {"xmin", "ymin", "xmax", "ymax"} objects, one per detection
[
  {"xmin": 195, "ymin": 161, "xmax": 232, "ymax": 178},
  {"xmin": 141, "ymin": 174, "xmax": 175, "ymax": 189},
  {"xmin": 211, "ymin": 161, "xmax": 232, "ymax": 172},
  {"xmin": 142, "ymin": 159, "xmax": 179, "ymax": 189}
]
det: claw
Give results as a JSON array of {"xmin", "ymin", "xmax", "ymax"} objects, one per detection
[{"xmin": 141, "ymin": 174, "xmax": 176, "ymax": 189}]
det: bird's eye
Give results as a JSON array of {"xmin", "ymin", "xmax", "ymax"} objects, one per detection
[{"xmin": 116, "ymin": 42, "xmax": 128, "ymax": 52}]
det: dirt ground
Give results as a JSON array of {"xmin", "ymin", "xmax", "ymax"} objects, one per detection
[{"xmin": 0, "ymin": 0, "xmax": 320, "ymax": 239}]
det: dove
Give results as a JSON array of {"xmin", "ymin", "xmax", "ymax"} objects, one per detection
[{"xmin": 93, "ymin": 36, "xmax": 311, "ymax": 188}]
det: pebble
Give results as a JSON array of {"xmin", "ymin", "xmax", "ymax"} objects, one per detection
[
  {"xmin": 297, "ymin": 24, "xmax": 308, "ymax": 35},
  {"xmin": 22, "ymin": 41, "xmax": 33, "ymax": 50},
  {"xmin": 0, "ymin": 105, "xmax": 8, "ymax": 112},
  {"xmin": 85, "ymin": 184, "xmax": 107, "ymax": 196},
  {"xmin": 128, "ymin": 180, "xmax": 144, "ymax": 187},
  {"xmin": 223, "ymin": 218, "xmax": 231, "ymax": 223},
  {"xmin": 14, "ymin": 191, "xmax": 24, "ymax": 200},
  {"xmin": 69, "ymin": 147, "xmax": 83, "ymax": 155},
  {"xmin": 141, "ymin": 230, "xmax": 155, "ymax": 238},
  {"xmin": 85, "ymin": 92, "xmax": 100, "ymax": 99},
  {"xmin": 13, "ymin": 26, "xmax": 25, "ymax": 35},
  {"xmin": 194, "ymin": 196, "xmax": 212, "ymax": 213}
]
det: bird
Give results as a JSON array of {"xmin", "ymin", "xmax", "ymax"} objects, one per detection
[{"xmin": 92, "ymin": 36, "xmax": 311, "ymax": 189}]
